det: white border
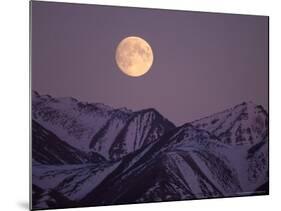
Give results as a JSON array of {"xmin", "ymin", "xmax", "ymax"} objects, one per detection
[{"xmin": 1, "ymin": 0, "xmax": 280, "ymax": 211}]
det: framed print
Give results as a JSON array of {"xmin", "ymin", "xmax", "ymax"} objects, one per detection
[{"xmin": 30, "ymin": 1, "xmax": 269, "ymax": 210}]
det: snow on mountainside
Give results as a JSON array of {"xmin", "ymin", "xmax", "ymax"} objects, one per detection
[
  {"xmin": 81, "ymin": 123, "xmax": 268, "ymax": 206},
  {"xmin": 89, "ymin": 116, "xmax": 129, "ymax": 160},
  {"xmin": 32, "ymin": 91, "xmax": 132, "ymax": 153},
  {"xmin": 112, "ymin": 109, "xmax": 174, "ymax": 160},
  {"xmin": 191, "ymin": 102, "xmax": 268, "ymax": 145},
  {"xmin": 92, "ymin": 108, "xmax": 175, "ymax": 160},
  {"xmin": 32, "ymin": 161, "xmax": 121, "ymax": 209},
  {"xmin": 32, "ymin": 91, "xmax": 174, "ymax": 160},
  {"xmin": 32, "ymin": 96, "xmax": 269, "ymax": 209},
  {"xmin": 32, "ymin": 120, "xmax": 91, "ymax": 165}
]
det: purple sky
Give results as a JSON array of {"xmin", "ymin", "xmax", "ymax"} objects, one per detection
[{"xmin": 31, "ymin": 1, "xmax": 268, "ymax": 125}]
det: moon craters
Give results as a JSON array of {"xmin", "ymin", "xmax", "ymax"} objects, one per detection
[{"xmin": 115, "ymin": 36, "xmax": 153, "ymax": 77}]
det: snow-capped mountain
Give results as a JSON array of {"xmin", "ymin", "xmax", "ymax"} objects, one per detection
[
  {"xmin": 32, "ymin": 91, "xmax": 174, "ymax": 160},
  {"xmin": 81, "ymin": 123, "xmax": 268, "ymax": 206},
  {"xmin": 31, "ymin": 93, "xmax": 269, "ymax": 210},
  {"xmin": 90, "ymin": 108, "xmax": 175, "ymax": 160},
  {"xmin": 32, "ymin": 91, "xmax": 132, "ymax": 153},
  {"xmin": 191, "ymin": 102, "xmax": 268, "ymax": 145}
]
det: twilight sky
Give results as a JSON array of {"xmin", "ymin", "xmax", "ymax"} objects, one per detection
[{"xmin": 31, "ymin": 1, "xmax": 268, "ymax": 126}]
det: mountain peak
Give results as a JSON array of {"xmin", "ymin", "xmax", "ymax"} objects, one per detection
[
  {"xmin": 108, "ymin": 107, "xmax": 175, "ymax": 160},
  {"xmin": 191, "ymin": 102, "xmax": 268, "ymax": 146},
  {"xmin": 135, "ymin": 108, "xmax": 174, "ymax": 124},
  {"xmin": 141, "ymin": 108, "xmax": 159, "ymax": 113},
  {"xmin": 116, "ymin": 107, "xmax": 133, "ymax": 113},
  {"xmin": 234, "ymin": 101, "xmax": 256, "ymax": 110}
]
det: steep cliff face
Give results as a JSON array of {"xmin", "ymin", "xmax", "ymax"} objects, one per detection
[{"xmin": 107, "ymin": 108, "xmax": 175, "ymax": 160}]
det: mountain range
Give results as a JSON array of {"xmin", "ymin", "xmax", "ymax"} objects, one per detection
[{"xmin": 32, "ymin": 91, "xmax": 269, "ymax": 209}]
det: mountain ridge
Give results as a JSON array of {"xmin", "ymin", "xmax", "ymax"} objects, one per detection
[
  {"xmin": 32, "ymin": 91, "xmax": 269, "ymax": 209},
  {"xmin": 32, "ymin": 90, "xmax": 175, "ymax": 160}
]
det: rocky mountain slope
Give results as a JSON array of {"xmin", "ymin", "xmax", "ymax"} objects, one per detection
[
  {"xmin": 32, "ymin": 120, "xmax": 92, "ymax": 165},
  {"xmin": 32, "ymin": 91, "xmax": 174, "ymax": 160},
  {"xmin": 81, "ymin": 123, "xmax": 268, "ymax": 206},
  {"xmin": 31, "ymin": 92, "xmax": 269, "ymax": 210},
  {"xmin": 191, "ymin": 102, "xmax": 268, "ymax": 145}
]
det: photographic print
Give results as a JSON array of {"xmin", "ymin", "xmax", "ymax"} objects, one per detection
[{"xmin": 30, "ymin": 1, "xmax": 269, "ymax": 210}]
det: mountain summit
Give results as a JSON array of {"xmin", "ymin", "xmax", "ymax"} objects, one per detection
[{"xmin": 191, "ymin": 102, "xmax": 268, "ymax": 145}]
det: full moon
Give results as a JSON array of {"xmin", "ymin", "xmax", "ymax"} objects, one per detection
[{"xmin": 115, "ymin": 36, "xmax": 153, "ymax": 77}]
